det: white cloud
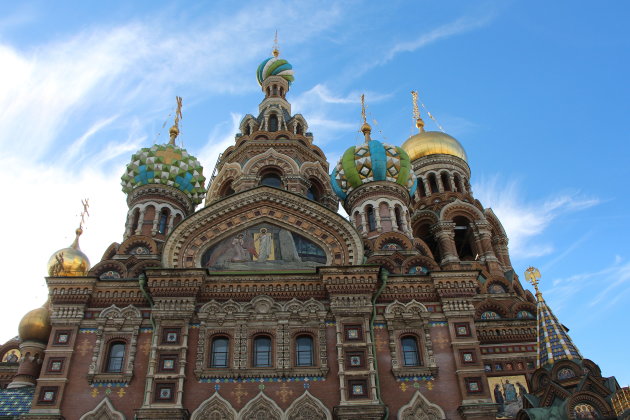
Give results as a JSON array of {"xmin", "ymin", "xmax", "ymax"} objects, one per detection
[{"xmin": 473, "ymin": 176, "xmax": 599, "ymax": 259}]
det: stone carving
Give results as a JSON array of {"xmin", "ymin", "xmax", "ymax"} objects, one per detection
[
  {"xmin": 398, "ymin": 391, "xmax": 446, "ymax": 420},
  {"xmin": 190, "ymin": 393, "xmax": 237, "ymax": 420},
  {"xmin": 238, "ymin": 392, "xmax": 283, "ymax": 420},
  {"xmin": 80, "ymin": 397, "xmax": 126, "ymax": 420},
  {"xmin": 284, "ymin": 391, "xmax": 332, "ymax": 420}
]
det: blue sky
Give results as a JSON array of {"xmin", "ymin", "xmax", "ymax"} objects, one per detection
[{"xmin": 0, "ymin": 1, "xmax": 628, "ymax": 385}]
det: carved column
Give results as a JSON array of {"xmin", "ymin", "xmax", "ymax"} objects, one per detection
[{"xmin": 431, "ymin": 222, "xmax": 458, "ymax": 264}]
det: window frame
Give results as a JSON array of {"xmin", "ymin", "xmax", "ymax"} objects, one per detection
[
  {"xmin": 295, "ymin": 335, "xmax": 314, "ymax": 367},
  {"xmin": 252, "ymin": 335, "xmax": 273, "ymax": 368},
  {"xmin": 209, "ymin": 336, "xmax": 230, "ymax": 368},
  {"xmin": 104, "ymin": 341, "xmax": 126, "ymax": 373},
  {"xmin": 400, "ymin": 335, "xmax": 422, "ymax": 367}
]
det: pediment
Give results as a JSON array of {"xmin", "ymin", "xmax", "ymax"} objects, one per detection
[{"xmin": 162, "ymin": 186, "xmax": 363, "ymax": 269}]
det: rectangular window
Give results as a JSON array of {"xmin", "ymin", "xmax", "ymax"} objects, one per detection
[
  {"xmin": 253, "ymin": 336, "xmax": 272, "ymax": 367},
  {"xmin": 210, "ymin": 337, "xmax": 229, "ymax": 368},
  {"xmin": 295, "ymin": 336, "xmax": 314, "ymax": 367}
]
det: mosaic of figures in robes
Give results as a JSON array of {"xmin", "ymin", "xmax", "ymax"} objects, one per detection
[
  {"xmin": 202, "ymin": 224, "xmax": 327, "ymax": 270},
  {"xmin": 1, "ymin": 349, "xmax": 20, "ymax": 363},
  {"xmin": 487, "ymin": 375, "xmax": 529, "ymax": 419}
]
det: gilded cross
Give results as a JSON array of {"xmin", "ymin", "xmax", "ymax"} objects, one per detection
[
  {"xmin": 155, "ymin": 147, "xmax": 182, "ymax": 164},
  {"xmin": 399, "ymin": 382, "xmax": 408, "ymax": 392},
  {"xmin": 425, "ymin": 381, "xmax": 434, "ymax": 391},
  {"xmin": 275, "ymin": 383, "xmax": 294, "ymax": 403},
  {"xmin": 80, "ymin": 198, "xmax": 90, "ymax": 230},
  {"xmin": 139, "ymin": 338, "xmax": 151, "ymax": 356},
  {"xmin": 360, "ymin": 94, "xmax": 367, "ymax": 125},
  {"xmin": 231, "ymin": 383, "xmax": 248, "ymax": 404},
  {"xmin": 117, "ymin": 388, "xmax": 126, "ymax": 398},
  {"xmin": 91, "ymin": 388, "xmax": 99, "ymax": 398}
]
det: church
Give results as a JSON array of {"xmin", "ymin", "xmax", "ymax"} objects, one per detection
[{"xmin": 0, "ymin": 45, "xmax": 627, "ymax": 420}]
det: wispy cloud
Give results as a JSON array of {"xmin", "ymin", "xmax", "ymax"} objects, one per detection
[{"xmin": 473, "ymin": 176, "xmax": 599, "ymax": 259}]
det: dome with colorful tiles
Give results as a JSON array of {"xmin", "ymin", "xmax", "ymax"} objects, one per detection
[
  {"xmin": 121, "ymin": 143, "xmax": 206, "ymax": 205},
  {"xmin": 330, "ymin": 140, "xmax": 417, "ymax": 201},
  {"xmin": 256, "ymin": 55, "xmax": 294, "ymax": 86}
]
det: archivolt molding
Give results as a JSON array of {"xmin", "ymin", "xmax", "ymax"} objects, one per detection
[
  {"xmin": 439, "ymin": 199, "xmax": 485, "ymax": 222},
  {"xmin": 162, "ymin": 186, "xmax": 363, "ymax": 268},
  {"xmin": 475, "ymin": 298, "xmax": 510, "ymax": 319},
  {"xmin": 484, "ymin": 208, "xmax": 508, "ymax": 237},
  {"xmin": 373, "ymin": 231, "xmax": 413, "ymax": 251},
  {"xmin": 410, "ymin": 209, "xmax": 439, "ymax": 225},
  {"xmin": 566, "ymin": 391, "xmax": 615, "ymax": 419},
  {"xmin": 89, "ymin": 260, "xmax": 128, "ymax": 279},
  {"xmin": 402, "ymin": 255, "xmax": 440, "ymax": 273},
  {"xmin": 284, "ymin": 391, "xmax": 332, "ymax": 420},
  {"xmin": 206, "ymin": 162, "xmax": 243, "ymax": 203},
  {"xmin": 384, "ymin": 300, "xmax": 429, "ymax": 318},
  {"xmin": 99, "ymin": 304, "xmax": 142, "ymax": 327},
  {"xmin": 509, "ymin": 301, "xmax": 537, "ymax": 318},
  {"xmin": 190, "ymin": 393, "xmax": 237, "ymax": 420},
  {"xmin": 398, "ymin": 391, "xmax": 446, "ymax": 420},
  {"xmin": 238, "ymin": 391, "xmax": 283, "ymax": 420},
  {"xmin": 118, "ymin": 235, "xmax": 159, "ymax": 255},
  {"xmin": 242, "ymin": 147, "xmax": 300, "ymax": 176},
  {"xmin": 80, "ymin": 397, "xmax": 126, "ymax": 420}
]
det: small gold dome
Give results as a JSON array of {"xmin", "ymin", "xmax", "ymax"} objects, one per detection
[
  {"xmin": 47, "ymin": 228, "xmax": 90, "ymax": 277},
  {"xmin": 401, "ymin": 131, "xmax": 468, "ymax": 162},
  {"xmin": 18, "ymin": 306, "xmax": 51, "ymax": 343}
]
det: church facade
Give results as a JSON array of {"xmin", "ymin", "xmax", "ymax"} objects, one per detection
[{"xmin": 0, "ymin": 48, "xmax": 626, "ymax": 420}]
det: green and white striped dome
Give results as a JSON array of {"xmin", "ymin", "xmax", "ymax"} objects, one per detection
[
  {"xmin": 256, "ymin": 56, "xmax": 294, "ymax": 86},
  {"xmin": 121, "ymin": 143, "xmax": 206, "ymax": 205}
]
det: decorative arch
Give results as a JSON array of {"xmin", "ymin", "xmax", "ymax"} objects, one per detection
[
  {"xmin": 101, "ymin": 242, "xmax": 120, "ymax": 260},
  {"xmin": 242, "ymin": 295, "xmax": 283, "ymax": 315},
  {"xmin": 551, "ymin": 360, "xmax": 580, "ymax": 381},
  {"xmin": 475, "ymin": 299, "xmax": 509, "ymax": 319},
  {"xmin": 127, "ymin": 260, "xmax": 161, "ymax": 278},
  {"xmin": 99, "ymin": 305, "xmax": 142, "ymax": 328},
  {"xmin": 80, "ymin": 397, "xmax": 125, "ymax": 420},
  {"xmin": 284, "ymin": 391, "xmax": 331, "ymax": 420},
  {"xmin": 191, "ymin": 393, "xmax": 237, "ymax": 420},
  {"xmin": 483, "ymin": 276, "xmax": 511, "ymax": 294},
  {"xmin": 242, "ymin": 148, "xmax": 300, "ymax": 177},
  {"xmin": 385, "ymin": 300, "xmax": 429, "ymax": 317},
  {"xmin": 402, "ymin": 255, "xmax": 439, "ymax": 274},
  {"xmin": 439, "ymin": 199, "xmax": 485, "ymax": 222},
  {"xmin": 373, "ymin": 231, "xmax": 413, "ymax": 251},
  {"xmin": 238, "ymin": 392, "xmax": 283, "ymax": 420},
  {"xmin": 398, "ymin": 390, "xmax": 446, "ymax": 420},
  {"xmin": 484, "ymin": 208, "xmax": 508, "ymax": 237},
  {"xmin": 411, "ymin": 209, "xmax": 439, "ymax": 226},
  {"xmin": 365, "ymin": 256, "xmax": 398, "ymax": 274},
  {"xmin": 162, "ymin": 187, "xmax": 363, "ymax": 268},
  {"xmin": 206, "ymin": 162, "xmax": 243, "ymax": 202},
  {"xmin": 118, "ymin": 235, "xmax": 158, "ymax": 256},
  {"xmin": 566, "ymin": 391, "xmax": 615, "ymax": 419},
  {"xmin": 89, "ymin": 260, "xmax": 128, "ymax": 280},
  {"xmin": 411, "ymin": 238, "xmax": 434, "ymax": 259},
  {"xmin": 509, "ymin": 301, "xmax": 537, "ymax": 319}
]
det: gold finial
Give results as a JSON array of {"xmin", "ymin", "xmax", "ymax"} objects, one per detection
[
  {"xmin": 71, "ymin": 198, "xmax": 89, "ymax": 250},
  {"xmin": 525, "ymin": 266, "xmax": 543, "ymax": 301},
  {"xmin": 272, "ymin": 30, "xmax": 280, "ymax": 58},
  {"xmin": 360, "ymin": 94, "xmax": 372, "ymax": 141},
  {"xmin": 169, "ymin": 96, "xmax": 183, "ymax": 145},
  {"xmin": 411, "ymin": 90, "xmax": 425, "ymax": 132}
]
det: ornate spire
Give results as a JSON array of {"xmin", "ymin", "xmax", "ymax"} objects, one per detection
[
  {"xmin": 411, "ymin": 91, "xmax": 425, "ymax": 133},
  {"xmin": 272, "ymin": 30, "xmax": 280, "ymax": 58},
  {"xmin": 525, "ymin": 267, "xmax": 582, "ymax": 368},
  {"xmin": 72, "ymin": 198, "xmax": 90, "ymax": 250},
  {"xmin": 360, "ymin": 94, "xmax": 372, "ymax": 141},
  {"xmin": 169, "ymin": 96, "xmax": 183, "ymax": 145}
]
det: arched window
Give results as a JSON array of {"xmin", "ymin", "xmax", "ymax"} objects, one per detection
[
  {"xmin": 516, "ymin": 310, "xmax": 535, "ymax": 319},
  {"xmin": 244, "ymin": 125, "xmax": 251, "ymax": 136},
  {"xmin": 307, "ymin": 179, "xmax": 322, "ymax": 202},
  {"xmin": 130, "ymin": 208, "xmax": 140, "ymax": 233},
  {"xmin": 401, "ymin": 336, "xmax": 421, "ymax": 366},
  {"xmin": 414, "ymin": 223, "xmax": 441, "ymax": 263},
  {"xmin": 296, "ymin": 123, "xmax": 303, "ymax": 135},
  {"xmin": 366, "ymin": 205, "xmax": 376, "ymax": 231},
  {"xmin": 106, "ymin": 341, "xmax": 126, "ymax": 372},
  {"xmin": 428, "ymin": 173, "xmax": 439, "ymax": 193},
  {"xmin": 272, "ymin": 85, "xmax": 278, "ymax": 96},
  {"xmin": 488, "ymin": 283, "xmax": 507, "ymax": 294},
  {"xmin": 253, "ymin": 336, "xmax": 272, "ymax": 367},
  {"xmin": 266, "ymin": 87, "xmax": 271, "ymax": 97},
  {"xmin": 158, "ymin": 209, "xmax": 169, "ymax": 234},
  {"xmin": 441, "ymin": 172, "xmax": 451, "ymax": 191},
  {"xmin": 260, "ymin": 173, "xmax": 283, "ymax": 188},
  {"xmin": 295, "ymin": 335, "xmax": 314, "ymax": 366},
  {"xmin": 220, "ymin": 181, "xmax": 235, "ymax": 197},
  {"xmin": 454, "ymin": 174, "xmax": 462, "ymax": 193},
  {"xmin": 280, "ymin": 87, "xmax": 284, "ymax": 97},
  {"xmin": 395, "ymin": 206, "xmax": 404, "ymax": 231},
  {"xmin": 418, "ymin": 178, "xmax": 427, "ymax": 197},
  {"xmin": 453, "ymin": 216, "xmax": 475, "ymax": 260},
  {"xmin": 268, "ymin": 114, "xmax": 279, "ymax": 132},
  {"xmin": 210, "ymin": 337, "xmax": 229, "ymax": 368}
]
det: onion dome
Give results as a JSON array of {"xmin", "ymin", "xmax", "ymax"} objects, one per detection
[
  {"xmin": 331, "ymin": 139, "xmax": 417, "ymax": 201},
  {"xmin": 256, "ymin": 55, "xmax": 294, "ymax": 86},
  {"xmin": 47, "ymin": 228, "xmax": 90, "ymax": 277},
  {"xmin": 120, "ymin": 143, "xmax": 206, "ymax": 205},
  {"xmin": 401, "ymin": 130, "xmax": 467, "ymax": 162},
  {"xmin": 18, "ymin": 305, "xmax": 51, "ymax": 343}
]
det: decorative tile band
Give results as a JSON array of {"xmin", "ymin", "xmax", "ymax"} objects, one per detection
[
  {"xmin": 374, "ymin": 322, "xmax": 386, "ymax": 329},
  {"xmin": 325, "ymin": 321, "xmax": 336, "ymax": 326},
  {"xmin": 200, "ymin": 376, "xmax": 326, "ymax": 384},
  {"xmin": 396, "ymin": 376, "xmax": 434, "ymax": 382},
  {"xmin": 79, "ymin": 328, "xmax": 98, "ymax": 334},
  {"xmin": 189, "ymin": 323, "xmax": 201, "ymax": 329},
  {"xmin": 90, "ymin": 382, "xmax": 130, "ymax": 388},
  {"xmin": 480, "ymin": 345, "xmax": 536, "ymax": 354},
  {"xmin": 139, "ymin": 327, "xmax": 154, "ymax": 333},
  {"xmin": 429, "ymin": 321, "xmax": 448, "ymax": 327}
]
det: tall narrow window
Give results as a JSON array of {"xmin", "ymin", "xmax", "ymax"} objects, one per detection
[
  {"xmin": 454, "ymin": 174, "xmax": 462, "ymax": 193},
  {"xmin": 454, "ymin": 216, "xmax": 475, "ymax": 260},
  {"xmin": 253, "ymin": 336, "xmax": 272, "ymax": 367},
  {"xmin": 268, "ymin": 114, "xmax": 279, "ymax": 132},
  {"xmin": 130, "ymin": 208, "xmax": 140, "ymax": 233},
  {"xmin": 441, "ymin": 172, "xmax": 451, "ymax": 191},
  {"xmin": 366, "ymin": 206, "xmax": 376, "ymax": 232},
  {"xmin": 401, "ymin": 336, "xmax": 420, "ymax": 366},
  {"xmin": 210, "ymin": 337, "xmax": 229, "ymax": 368},
  {"xmin": 428, "ymin": 173, "xmax": 439, "ymax": 193},
  {"xmin": 296, "ymin": 123, "xmax": 303, "ymax": 135},
  {"xmin": 418, "ymin": 178, "xmax": 427, "ymax": 197},
  {"xmin": 158, "ymin": 209, "xmax": 168, "ymax": 234},
  {"xmin": 295, "ymin": 335, "xmax": 314, "ymax": 366},
  {"xmin": 395, "ymin": 206, "xmax": 404, "ymax": 231},
  {"xmin": 106, "ymin": 342, "xmax": 126, "ymax": 372}
]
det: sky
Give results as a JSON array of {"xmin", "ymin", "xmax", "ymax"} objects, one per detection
[{"xmin": 0, "ymin": 0, "xmax": 628, "ymax": 385}]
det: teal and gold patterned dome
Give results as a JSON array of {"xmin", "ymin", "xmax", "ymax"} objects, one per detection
[
  {"xmin": 256, "ymin": 56, "xmax": 294, "ymax": 86},
  {"xmin": 121, "ymin": 143, "xmax": 206, "ymax": 205},
  {"xmin": 330, "ymin": 140, "xmax": 417, "ymax": 201}
]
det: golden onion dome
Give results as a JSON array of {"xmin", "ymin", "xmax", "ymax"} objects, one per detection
[
  {"xmin": 47, "ymin": 228, "xmax": 91, "ymax": 277},
  {"xmin": 401, "ymin": 130, "xmax": 468, "ymax": 162},
  {"xmin": 18, "ymin": 306, "xmax": 51, "ymax": 343}
]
